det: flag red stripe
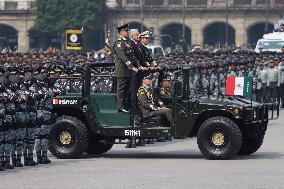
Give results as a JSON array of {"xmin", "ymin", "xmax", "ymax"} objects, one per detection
[{"xmin": 226, "ymin": 77, "xmax": 235, "ymax": 96}]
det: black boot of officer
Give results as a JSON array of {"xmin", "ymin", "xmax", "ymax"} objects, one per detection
[
  {"xmin": 41, "ymin": 151, "xmax": 51, "ymax": 164},
  {"xmin": 36, "ymin": 151, "xmax": 51, "ymax": 164},
  {"xmin": 136, "ymin": 139, "xmax": 145, "ymax": 146},
  {"xmin": 0, "ymin": 157, "xmax": 4, "ymax": 171},
  {"xmin": 13, "ymin": 154, "xmax": 23, "ymax": 167},
  {"xmin": 3, "ymin": 155, "xmax": 13, "ymax": 169},
  {"xmin": 24, "ymin": 151, "xmax": 37, "ymax": 166},
  {"xmin": 23, "ymin": 74, "xmax": 38, "ymax": 166}
]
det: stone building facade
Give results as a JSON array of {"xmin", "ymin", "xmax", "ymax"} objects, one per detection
[
  {"xmin": 0, "ymin": 0, "xmax": 35, "ymax": 52},
  {"xmin": 107, "ymin": 0, "xmax": 284, "ymax": 48}
]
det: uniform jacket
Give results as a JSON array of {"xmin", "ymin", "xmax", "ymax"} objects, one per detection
[
  {"xmin": 113, "ymin": 36, "xmax": 138, "ymax": 77},
  {"xmin": 140, "ymin": 43, "xmax": 157, "ymax": 67},
  {"xmin": 137, "ymin": 84, "xmax": 161, "ymax": 118}
]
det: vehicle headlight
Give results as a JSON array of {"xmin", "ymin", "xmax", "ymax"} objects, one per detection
[{"xmin": 229, "ymin": 106, "xmax": 244, "ymax": 117}]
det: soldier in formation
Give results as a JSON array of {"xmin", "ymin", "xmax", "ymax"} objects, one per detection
[{"xmin": 0, "ymin": 69, "xmax": 55, "ymax": 171}]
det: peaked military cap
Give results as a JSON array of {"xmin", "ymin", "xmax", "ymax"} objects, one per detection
[
  {"xmin": 140, "ymin": 31, "xmax": 151, "ymax": 38},
  {"xmin": 116, "ymin": 24, "xmax": 129, "ymax": 32}
]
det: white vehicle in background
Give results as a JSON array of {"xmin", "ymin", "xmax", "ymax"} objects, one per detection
[
  {"xmin": 255, "ymin": 32, "xmax": 284, "ymax": 53},
  {"xmin": 147, "ymin": 45, "xmax": 166, "ymax": 57}
]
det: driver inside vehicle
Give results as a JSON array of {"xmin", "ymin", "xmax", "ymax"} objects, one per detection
[{"xmin": 137, "ymin": 75, "xmax": 172, "ymax": 125}]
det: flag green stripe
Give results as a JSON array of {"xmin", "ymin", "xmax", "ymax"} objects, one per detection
[{"xmin": 243, "ymin": 77, "xmax": 252, "ymax": 96}]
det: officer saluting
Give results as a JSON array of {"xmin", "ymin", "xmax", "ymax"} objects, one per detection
[{"xmin": 113, "ymin": 24, "xmax": 139, "ymax": 113}]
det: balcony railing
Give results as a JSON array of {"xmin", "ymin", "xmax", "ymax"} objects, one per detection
[{"xmin": 116, "ymin": 0, "xmax": 284, "ymax": 8}]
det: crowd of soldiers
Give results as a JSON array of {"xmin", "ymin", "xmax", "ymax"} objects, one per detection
[
  {"xmin": 0, "ymin": 68, "xmax": 54, "ymax": 171},
  {"xmin": 156, "ymin": 48, "xmax": 284, "ymax": 106}
]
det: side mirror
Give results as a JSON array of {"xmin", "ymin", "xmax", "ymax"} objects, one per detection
[{"xmin": 173, "ymin": 81, "xmax": 183, "ymax": 97}]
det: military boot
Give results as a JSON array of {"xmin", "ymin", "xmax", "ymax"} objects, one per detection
[
  {"xmin": 3, "ymin": 156, "xmax": 13, "ymax": 169},
  {"xmin": 146, "ymin": 139, "xmax": 155, "ymax": 144},
  {"xmin": 11, "ymin": 154, "xmax": 17, "ymax": 167},
  {"xmin": 0, "ymin": 157, "xmax": 5, "ymax": 171},
  {"xmin": 27, "ymin": 153, "xmax": 37, "ymax": 166},
  {"xmin": 40, "ymin": 151, "xmax": 51, "ymax": 164},
  {"xmin": 23, "ymin": 151, "xmax": 29, "ymax": 166},
  {"xmin": 136, "ymin": 139, "xmax": 145, "ymax": 146},
  {"xmin": 14, "ymin": 155, "xmax": 23, "ymax": 167},
  {"xmin": 156, "ymin": 137, "xmax": 166, "ymax": 142},
  {"xmin": 36, "ymin": 151, "xmax": 42, "ymax": 164},
  {"xmin": 125, "ymin": 138, "xmax": 136, "ymax": 148}
]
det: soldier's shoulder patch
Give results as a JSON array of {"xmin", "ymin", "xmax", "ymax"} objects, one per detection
[
  {"xmin": 137, "ymin": 87, "xmax": 146, "ymax": 95},
  {"xmin": 117, "ymin": 41, "xmax": 122, "ymax": 48},
  {"xmin": 116, "ymin": 40, "xmax": 126, "ymax": 48}
]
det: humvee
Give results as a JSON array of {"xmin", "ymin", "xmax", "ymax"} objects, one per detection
[{"xmin": 49, "ymin": 63, "xmax": 278, "ymax": 160}]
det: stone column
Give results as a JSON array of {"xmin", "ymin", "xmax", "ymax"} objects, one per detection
[
  {"xmin": 235, "ymin": 24, "xmax": 247, "ymax": 47},
  {"xmin": 191, "ymin": 22, "xmax": 203, "ymax": 46},
  {"xmin": 18, "ymin": 30, "xmax": 29, "ymax": 53}
]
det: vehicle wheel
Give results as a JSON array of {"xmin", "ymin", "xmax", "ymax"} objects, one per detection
[
  {"xmin": 49, "ymin": 115, "xmax": 88, "ymax": 159},
  {"xmin": 238, "ymin": 135, "xmax": 264, "ymax": 155},
  {"xmin": 85, "ymin": 134, "xmax": 114, "ymax": 155},
  {"xmin": 197, "ymin": 116, "xmax": 242, "ymax": 160}
]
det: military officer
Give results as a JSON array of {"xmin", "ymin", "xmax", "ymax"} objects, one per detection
[
  {"xmin": 267, "ymin": 61, "xmax": 279, "ymax": 103},
  {"xmin": 159, "ymin": 77, "xmax": 172, "ymax": 106},
  {"xmin": 10, "ymin": 75, "xmax": 25, "ymax": 167},
  {"xmin": 3, "ymin": 77, "xmax": 16, "ymax": 169},
  {"xmin": 139, "ymin": 31, "xmax": 158, "ymax": 69},
  {"xmin": 23, "ymin": 74, "xmax": 37, "ymax": 166},
  {"xmin": 227, "ymin": 62, "xmax": 238, "ymax": 77},
  {"xmin": 98, "ymin": 71, "xmax": 113, "ymax": 93},
  {"xmin": 159, "ymin": 77, "xmax": 172, "ymax": 99},
  {"xmin": 90, "ymin": 73, "xmax": 99, "ymax": 93},
  {"xmin": 278, "ymin": 61, "xmax": 284, "ymax": 108},
  {"xmin": 0, "ymin": 78, "xmax": 6, "ymax": 171},
  {"xmin": 113, "ymin": 24, "xmax": 139, "ymax": 113},
  {"xmin": 137, "ymin": 75, "xmax": 172, "ymax": 125},
  {"xmin": 34, "ymin": 74, "xmax": 52, "ymax": 164}
]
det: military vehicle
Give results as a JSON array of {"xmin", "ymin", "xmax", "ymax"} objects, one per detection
[{"xmin": 49, "ymin": 63, "xmax": 278, "ymax": 160}]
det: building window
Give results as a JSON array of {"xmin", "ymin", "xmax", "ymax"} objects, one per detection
[
  {"xmin": 29, "ymin": 1, "xmax": 37, "ymax": 9},
  {"xmin": 4, "ymin": 1, "xmax": 18, "ymax": 10},
  {"xmin": 213, "ymin": 0, "xmax": 225, "ymax": 2},
  {"xmin": 234, "ymin": 0, "xmax": 252, "ymax": 4},
  {"xmin": 187, "ymin": 0, "xmax": 207, "ymax": 5},
  {"xmin": 169, "ymin": 0, "xmax": 182, "ymax": 5},
  {"xmin": 127, "ymin": 0, "xmax": 140, "ymax": 4},
  {"xmin": 256, "ymin": 0, "xmax": 267, "ymax": 4}
]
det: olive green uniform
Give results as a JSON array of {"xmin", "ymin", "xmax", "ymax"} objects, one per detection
[
  {"xmin": 113, "ymin": 36, "xmax": 138, "ymax": 110},
  {"xmin": 137, "ymin": 84, "xmax": 172, "ymax": 123}
]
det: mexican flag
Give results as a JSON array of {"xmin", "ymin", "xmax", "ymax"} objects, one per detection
[{"xmin": 226, "ymin": 77, "xmax": 253, "ymax": 96}]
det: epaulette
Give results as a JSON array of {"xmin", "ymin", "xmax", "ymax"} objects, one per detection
[
  {"xmin": 115, "ymin": 38, "xmax": 126, "ymax": 48},
  {"xmin": 160, "ymin": 88, "xmax": 165, "ymax": 95},
  {"xmin": 137, "ymin": 87, "xmax": 146, "ymax": 96}
]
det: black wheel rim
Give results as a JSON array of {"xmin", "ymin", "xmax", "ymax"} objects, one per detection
[{"xmin": 50, "ymin": 122, "xmax": 79, "ymax": 154}]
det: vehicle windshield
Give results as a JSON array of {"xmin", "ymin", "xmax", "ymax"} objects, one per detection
[{"xmin": 257, "ymin": 41, "xmax": 284, "ymax": 49}]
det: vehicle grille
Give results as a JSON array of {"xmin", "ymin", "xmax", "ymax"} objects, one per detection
[{"xmin": 242, "ymin": 105, "xmax": 267, "ymax": 122}]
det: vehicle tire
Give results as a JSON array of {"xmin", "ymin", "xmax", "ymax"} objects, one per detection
[
  {"xmin": 238, "ymin": 134, "xmax": 264, "ymax": 155},
  {"xmin": 85, "ymin": 134, "xmax": 114, "ymax": 155},
  {"xmin": 49, "ymin": 115, "xmax": 88, "ymax": 159},
  {"xmin": 197, "ymin": 116, "xmax": 242, "ymax": 160}
]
